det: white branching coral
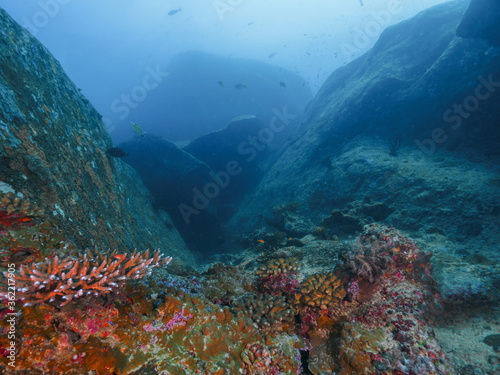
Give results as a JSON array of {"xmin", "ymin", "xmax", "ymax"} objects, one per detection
[{"xmin": 1, "ymin": 249, "xmax": 172, "ymax": 307}]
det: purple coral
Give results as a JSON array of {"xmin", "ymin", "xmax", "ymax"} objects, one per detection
[
  {"xmin": 143, "ymin": 306, "xmax": 192, "ymax": 332},
  {"xmin": 165, "ymin": 306, "xmax": 192, "ymax": 330},
  {"xmin": 347, "ymin": 281, "xmax": 360, "ymax": 300}
]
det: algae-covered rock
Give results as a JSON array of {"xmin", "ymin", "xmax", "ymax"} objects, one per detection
[
  {"xmin": 226, "ymin": 0, "xmax": 500, "ymax": 236},
  {"xmin": 457, "ymin": 0, "xmax": 500, "ymax": 45},
  {"xmin": 0, "ymin": 8, "xmax": 195, "ymax": 267}
]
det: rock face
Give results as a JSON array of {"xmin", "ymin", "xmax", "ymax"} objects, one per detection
[
  {"xmin": 457, "ymin": 0, "xmax": 500, "ymax": 45},
  {"xmin": 226, "ymin": 0, "xmax": 500, "ymax": 235},
  {"xmin": 119, "ymin": 115, "xmax": 283, "ymax": 254},
  {"xmin": 118, "ymin": 134, "xmax": 224, "ymax": 253},
  {"xmin": 0, "ymin": 9, "xmax": 195, "ymax": 267},
  {"xmin": 184, "ymin": 115, "xmax": 270, "ymax": 213}
]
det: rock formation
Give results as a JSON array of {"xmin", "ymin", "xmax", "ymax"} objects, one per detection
[
  {"xmin": 226, "ymin": 0, "xmax": 500, "ymax": 235},
  {"xmin": 0, "ymin": 8, "xmax": 196, "ymax": 267}
]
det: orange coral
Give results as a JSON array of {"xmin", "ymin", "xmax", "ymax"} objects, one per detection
[{"xmin": 0, "ymin": 248, "xmax": 172, "ymax": 307}]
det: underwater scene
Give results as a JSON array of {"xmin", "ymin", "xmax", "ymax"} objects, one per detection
[{"xmin": 0, "ymin": 0, "xmax": 499, "ymax": 374}]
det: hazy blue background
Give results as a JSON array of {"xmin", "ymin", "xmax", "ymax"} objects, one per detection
[{"xmin": 0, "ymin": 0, "xmax": 450, "ymax": 142}]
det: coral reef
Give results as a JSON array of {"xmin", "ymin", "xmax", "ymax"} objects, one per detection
[
  {"xmin": 200, "ymin": 262, "xmax": 251, "ymax": 304},
  {"xmin": 0, "ymin": 192, "xmax": 44, "ymax": 222},
  {"xmin": 0, "ymin": 9, "xmax": 195, "ymax": 267},
  {"xmin": 232, "ymin": 294, "xmax": 296, "ymax": 333},
  {"xmin": 0, "ymin": 249, "xmax": 172, "ymax": 307},
  {"xmin": 0, "ymin": 204, "xmax": 452, "ymax": 374},
  {"xmin": 255, "ymin": 258, "xmax": 301, "ymax": 279},
  {"xmin": 0, "ymin": 283, "xmax": 305, "ymax": 374},
  {"xmin": 0, "ymin": 192, "xmax": 74, "ymax": 267},
  {"xmin": 254, "ymin": 258, "xmax": 301, "ymax": 296},
  {"xmin": 295, "ymin": 271, "xmax": 346, "ymax": 311}
]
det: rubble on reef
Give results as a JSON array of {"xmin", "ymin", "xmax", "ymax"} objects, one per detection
[{"xmin": 0, "ymin": 194, "xmax": 455, "ymax": 374}]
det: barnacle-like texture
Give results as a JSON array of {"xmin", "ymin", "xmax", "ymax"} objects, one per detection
[
  {"xmin": 0, "ymin": 248, "xmax": 172, "ymax": 307},
  {"xmin": 232, "ymin": 294, "xmax": 295, "ymax": 333},
  {"xmin": 295, "ymin": 271, "xmax": 346, "ymax": 310},
  {"xmin": 200, "ymin": 262, "xmax": 251, "ymax": 304}
]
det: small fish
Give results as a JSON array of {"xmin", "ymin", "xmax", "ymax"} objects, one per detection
[
  {"xmin": 257, "ymin": 239, "xmax": 265, "ymax": 243},
  {"xmin": 130, "ymin": 122, "xmax": 143, "ymax": 136},
  {"xmin": 168, "ymin": 8, "xmax": 181, "ymax": 16},
  {"xmin": 114, "ymin": 254, "xmax": 127, "ymax": 260},
  {"xmin": 247, "ymin": 22, "xmax": 254, "ymax": 26},
  {"xmin": 268, "ymin": 52, "xmax": 277, "ymax": 58},
  {"xmin": 234, "ymin": 83, "xmax": 248, "ymax": 90},
  {"xmin": 218, "ymin": 81, "xmax": 224, "ymax": 87},
  {"xmin": 279, "ymin": 82, "xmax": 286, "ymax": 88},
  {"xmin": 106, "ymin": 147, "xmax": 129, "ymax": 158},
  {"xmin": 108, "ymin": 320, "xmax": 114, "ymax": 326}
]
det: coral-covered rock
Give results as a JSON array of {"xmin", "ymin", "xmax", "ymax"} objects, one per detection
[
  {"xmin": 232, "ymin": 294, "xmax": 295, "ymax": 333},
  {"xmin": 0, "ymin": 8, "xmax": 194, "ymax": 267},
  {"xmin": 295, "ymin": 271, "xmax": 346, "ymax": 310},
  {"xmin": 1, "ymin": 248, "xmax": 172, "ymax": 307},
  {"xmin": 200, "ymin": 262, "xmax": 252, "ymax": 304}
]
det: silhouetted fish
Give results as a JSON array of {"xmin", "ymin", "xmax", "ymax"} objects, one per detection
[
  {"xmin": 218, "ymin": 81, "xmax": 224, "ymax": 87},
  {"xmin": 279, "ymin": 82, "xmax": 286, "ymax": 88},
  {"xmin": 234, "ymin": 83, "xmax": 248, "ymax": 89},
  {"xmin": 168, "ymin": 8, "xmax": 181, "ymax": 16},
  {"xmin": 268, "ymin": 52, "xmax": 277, "ymax": 58},
  {"xmin": 106, "ymin": 147, "xmax": 129, "ymax": 157}
]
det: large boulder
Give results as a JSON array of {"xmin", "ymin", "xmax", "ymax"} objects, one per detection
[
  {"xmin": 119, "ymin": 134, "xmax": 224, "ymax": 254},
  {"xmin": 226, "ymin": 0, "xmax": 500, "ymax": 234},
  {"xmin": 457, "ymin": 0, "xmax": 500, "ymax": 45},
  {"xmin": 0, "ymin": 8, "xmax": 195, "ymax": 267},
  {"xmin": 183, "ymin": 115, "xmax": 271, "ymax": 215}
]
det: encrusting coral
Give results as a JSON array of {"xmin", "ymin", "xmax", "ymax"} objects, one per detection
[
  {"xmin": 0, "ymin": 248, "xmax": 172, "ymax": 307},
  {"xmin": 0, "ymin": 192, "xmax": 45, "ymax": 221}
]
